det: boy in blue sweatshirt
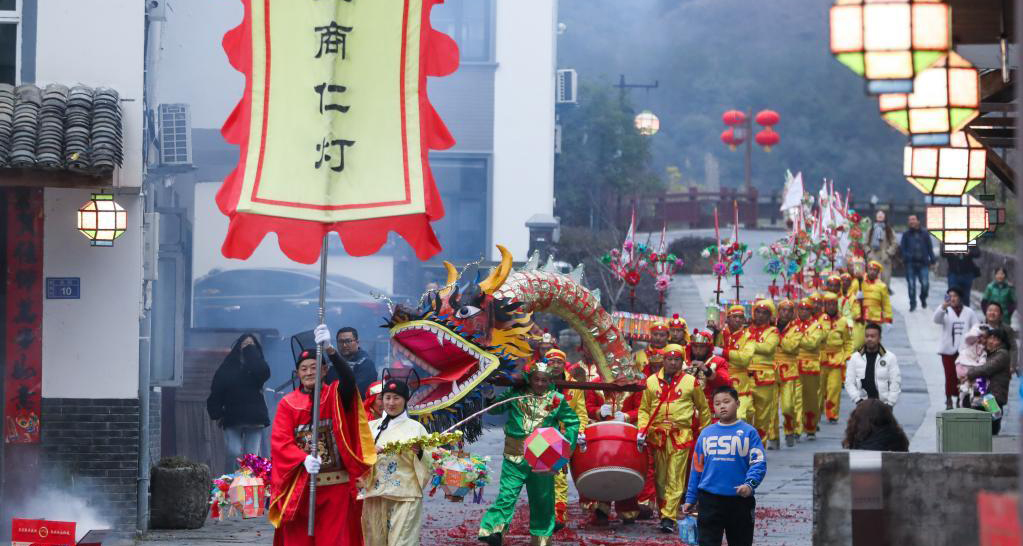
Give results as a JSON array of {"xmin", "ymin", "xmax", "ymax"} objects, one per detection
[{"xmin": 682, "ymin": 385, "xmax": 766, "ymax": 546}]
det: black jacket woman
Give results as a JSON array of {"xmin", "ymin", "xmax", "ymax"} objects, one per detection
[{"xmin": 207, "ymin": 334, "xmax": 273, "ymax": 464}]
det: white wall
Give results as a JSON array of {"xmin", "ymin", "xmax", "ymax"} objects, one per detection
[
  {"xmin": 191, "ymin": 183, "xmax": 395, "ymax": 293},
  {"xmin": 41, "ymin": 188, "xmax": 143, "ymax": 399},
  {"xmin": 35, "ymin": 0, "xmax": 145, "ymax": 188},
  {"xmin": 491, "ymin": 0, "xmax": 557, "ymax": 261}
]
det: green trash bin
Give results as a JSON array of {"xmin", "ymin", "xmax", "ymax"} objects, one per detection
[{"xmin": 936, "ymin": 408, "xmax": 993, "ymax": 452}]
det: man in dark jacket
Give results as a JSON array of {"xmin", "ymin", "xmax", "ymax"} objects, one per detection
[
  {"xmin": 946, "ymin": 247, "xmax": 982, "ymax": 307},
  {"xmin": 326, "ymin": 326, "xmax": 377, "ymax": 395},
  {"xmin": 899, "ymin": 215, "xmax": 934, "ymax": 312}
]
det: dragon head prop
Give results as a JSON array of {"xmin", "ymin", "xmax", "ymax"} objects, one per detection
[{"xmin": 387, "ymin": 245, "xmax": 636, "ymax": 418}]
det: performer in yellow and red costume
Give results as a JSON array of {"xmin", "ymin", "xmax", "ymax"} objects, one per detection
[
  {"xmin": 774, "ymin": 299, "xmax": 803, "ymax": 447},
  {"xmin": 667, "ymin": 314, "xmax": 691, "ymax": 347},
  {"xmin": 545, "ymin": 349, "xmax": 588, "ymax": 527},
  {"xmin": 714, "ymin": 305, "xmax": 755, "ymax": 421},
  {"xmin": 270, "ymin": 326, "xmax": 376, "ymax": 546},
  {"xmin": 795, "ymin": 299, "xmax": 823, "ymax": 439},
  {"xmin": 818, "ymin": 293, "xmax": 854, "ymax": 423},
  {"xmin": 747, "ymin": 299, "xmax": 780, "ymax": 448},
  {"xmin": 860, "ymin": 261, "xmax": 893, "ymax": 325},
  {"xmin": 634, "ymin": 320, "xmax": 670, "ymax": 373},
  {"xmin": 637, "ymin": 343, "xmax": 711, "ymax": 534}
]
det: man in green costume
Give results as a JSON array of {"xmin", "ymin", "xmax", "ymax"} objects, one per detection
[{"xmin": 478, "ymin": 359, "xmax": 581, "ymax": 546}]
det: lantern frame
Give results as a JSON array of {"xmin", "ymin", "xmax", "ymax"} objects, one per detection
[
  {"xmin": 879, "ymin": 52, "xmax": 980, "ymax": 146},
  {"xmin": 903, "ymin": 131, "xmax": 987, "ymax": 197},
  {"xmin": 634, "ymin": 110, "xmax": 660, "ymax": 136},
  {"xmin": 925, "ymin": 194, "xmax": 989, "ymax": 254},
  {"xmin": 77, "ymin": 193, "xmax": 127, "ymax": 247},
  {"xmin": 830, "ymin": 0, "xmax": 952, "ymax": 94}
]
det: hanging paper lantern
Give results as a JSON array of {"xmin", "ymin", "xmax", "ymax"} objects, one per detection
[
  {"xmin": 754, "ymin": 109, "xmax": 780, "ymax": 127},
  {"xmin": 77, "ymin": 193, "xmax": 128, "ymax": 247},
  {"xmin": 722, "ymin": 110, "xmax": 747, "ymax": 126},
  {"xmin": 926, "ymin": 194, "xmax": 989, "ymax": 254},
  {"xmin": 755, "ymin": 128, "xmax": 780, "ymax": 151},
  {"xmin": 904, "ymin": 131, "xmax": 987, "ymax": 197},
  {"xmin": 721, "ymin": 128, "xmax": 741, "ymax": 150},
  {"xmin": 830, "ymin": 0, "xmax": 952, "ymax": 94},
  {"xmin": 878, "ymin": 52, "xmax": 980, "ymax": 146},
  {"xmin": 634, "ymin": 110, "xmax": 660, "ymax": 136},
  {"xmin": 524, "ymin": 427, "xmax": 572, "ymax": 473}
]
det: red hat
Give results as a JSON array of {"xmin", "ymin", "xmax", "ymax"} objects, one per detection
[
  {"xmin": 690, "ymin": 329, "xmax": 714, "ymax": 345},
  {"xmin": 667, "ymin": 314, "xmax": 687, "ymax": 329}
]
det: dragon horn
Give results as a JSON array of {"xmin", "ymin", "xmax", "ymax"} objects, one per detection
[
  {"xmin": 479, "ymin": 244, "xmax": 513, "ymax": 294},
  {"xmin": 439, "ymin": 261, "xmax": 459, "ymax": 297}
]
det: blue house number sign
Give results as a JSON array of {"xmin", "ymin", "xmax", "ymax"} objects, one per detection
[{"xmin": 46, "ymin": 277, "xmax": 81, "ymax": 299}]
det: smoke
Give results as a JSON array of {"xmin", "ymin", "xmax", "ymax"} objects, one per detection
[{"xmin": 3, "ymin": 484, "xmax": 112, "ymax": 542}]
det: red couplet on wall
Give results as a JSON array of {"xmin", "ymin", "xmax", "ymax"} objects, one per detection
[{"xmin": 3, "ymin": 188, "xmax": 44, "ymax": 444}]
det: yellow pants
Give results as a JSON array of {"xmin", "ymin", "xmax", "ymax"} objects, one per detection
[
  {"xmin": 779, "ymin": 378, "xmax": 804, "ymax": 435},
  {"xmin": 652, "ymin": 445, "xmax": 691, "ymax": 521},
  {"xmin": 733, "ymin": 368, "xmax": 754, "ymax": 422},
  {"xmin": 362, "ymin": 497, "xmax": 424, "ymax": 546},
  {"xmin": 821, "ymin": 366, "xmax": 845, "ymax": 421},
  {"xmin": 554, "ymin": 468, "xmax": 568, "ymax": 523},
  {"xmin": 750, "ymin": 368, "xmax": 778, "ymax": 442},
  {"xmin": 799, "ymin": 372, "xmax": 820, "ymax": 434}
]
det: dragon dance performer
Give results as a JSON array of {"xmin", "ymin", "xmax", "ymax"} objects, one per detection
[
  {"xmin": 860, "ymin": 261, "xmax": 893, "ymax": 326},
  {"xmin": 747, "ymin": 300, "xmax": 780, "ymax": 448},
  {"xmin": 362, "ymin": 380, "xmax": 432, "ymax": 546},
  {"xmin": 270, "ymin": 325, "xmax": 376, "ymax": 546},
  {"xmin": 634, "ymin": 320, "xmax": 670, "ymax": 373},
  {"xmin": 774, "ymin": 300, "xmax": 802, "ymax": 447},
  {"xmin": 581, "ymin": 367, "xmax": 645, "ymax": 525},
  {"xmin": 544, "ymin": 349, "xmax": 588, "ymax": 527},
  {"xmin": 363, "ymin": 380, "xmax": 383, "ymax": 421},
  {"xmin": 667, "ymin": 314, "xmax": 692, "ymax": 347},
  {"xmin": 633, "ymin": 348, "xmax": 663, "ymax": 516},
  {"xmin": 688, "ymin": 330, "xmax": 733, "ymax": 405},
  {"xmin": 838, "ymin": 273, "xmax": 865, "ymax": 352},
  {"xmin": 818, "ymin": 293, "xmax": 854, "ymax": 424},
  {"xmin": 795, "ymin": 299, "xmax": 823, "ymax": 439},
  {"xmin": 478, "ymin": 359, "xmax": 580, "ymax": 546},
  {"xmin": 637, "ymin": 344, "xmax": 711, "ymax": 533},
  {"xmin": 714, "ymin": 306, "xmax": 755, "ymax": 422}
]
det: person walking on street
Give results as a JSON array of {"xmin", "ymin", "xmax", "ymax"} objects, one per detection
[
  {"xmin": 981, "ymin": 268, "xmax": 1016, "ymax": 325},
  {"xmin": 845, "ymin": 323, "xmax": 901, "ymax": 407},
  {"xmin": 328, "ymin": 327, "xmax": 378, "ymax": 397},
  {"xmin": 841, "ymin": 399, "xmax": 909, "ymax": 451},
  {"xmin": 207, "ymin": 334, "xmax": 272, "ymax": 467},
  {"xmin": 899, "ymin": 214, "xmax": 934, "ymax": 311},
  {"xmin": 866, "ymin": 210, "xmax": 898, "ymax": 289},
  {"xmin": 933, "ymin": 288, "xmax": 979, "ymax": 409},
  {"xmin": 945, "ymin": 248, "xmax": 982, "ymax": 307},
  {"xmin": 682, "ymin": 386, "xmax": 766, "ymax": 546},
  {"xmin": 965, "ymin": 327, "xmax": 1013, "ymax": 435}
]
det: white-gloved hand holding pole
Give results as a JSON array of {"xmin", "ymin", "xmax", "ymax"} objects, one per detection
[
  {"xmin": 314, "ymin": 324, "xmax": 332, "ymax": 347},
  {"xmin": 304, "ymin": 455, "xmax": 322, "ymax": 474}
]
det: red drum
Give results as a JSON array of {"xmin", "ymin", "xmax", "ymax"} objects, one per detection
[{"xmin": 570, "ymin": 421, "xmax": 648, "ymax": 502}]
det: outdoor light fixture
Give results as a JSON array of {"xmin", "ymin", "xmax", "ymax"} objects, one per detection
[
  {"xmin": 878, "ymin": 51, "xmax": 980, "ymax": 146},
  {"xmin": 77, "ymin": 193, "xmax": 127, "ymax": 247},
  {"xmin": 903, "ymin": 131, "xmax": 987, "ymax": 197},
  {"xmin": 925, "ymin": 194, "xmax": 989, "ymax": 254},
  {"xmin": 634, "ymin": 110, "xmax": 660, "ymax": 136},
  {"xmin": 829, "ymin": 0, "xmax": 951, "ymax": 94}
]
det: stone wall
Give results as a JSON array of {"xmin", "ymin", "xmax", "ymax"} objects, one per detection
[{"xmin": 814, "ymin": 452, "xmax": 1018, "ymax": 546}]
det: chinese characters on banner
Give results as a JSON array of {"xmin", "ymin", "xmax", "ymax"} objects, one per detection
[
  {"xmin": 3, "ymin": 188, "xmax": 43, "ymax": 444},
  {"xmin": 217, "ymin": 0, "xmax": 459, "ymax": 264}
]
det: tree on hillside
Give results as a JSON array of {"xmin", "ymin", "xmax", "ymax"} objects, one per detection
[{"xmin": 555, "ymin": 81, "xmax": 663, "ymax": 230}]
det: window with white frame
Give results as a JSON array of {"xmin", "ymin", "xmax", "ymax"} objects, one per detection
[{"xmin": 0, "ymin": 0, "xmax": 20, "ymax": 85}]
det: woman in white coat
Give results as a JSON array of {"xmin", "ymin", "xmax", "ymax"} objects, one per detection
[
  {"xmin": 361, "ymin": 379, "xmax": 432, "ymax": 546},
  {"xmin": 845, "ymin": 323, "xmax": 902, "ymax": 406}
]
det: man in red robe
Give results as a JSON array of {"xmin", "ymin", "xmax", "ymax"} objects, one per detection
[{"xmin": 270, "ymin": 325, "xmax": 377, "ymax": 546}]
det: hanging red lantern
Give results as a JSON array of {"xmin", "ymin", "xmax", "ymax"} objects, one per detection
[
  {"xmin": 720, "ymin": 128, "xmax": 738, "ymax": 150},
  {"xmin": 755, "ymin": 127, "xmax": 779, "ymax": 151},
  {"xmin": 755, "ymin": 109, "xmax": 780, "ymax": 127},
  {"xmin": 722, "ymin": 110, "xmax": 747, "ymax": 126}
]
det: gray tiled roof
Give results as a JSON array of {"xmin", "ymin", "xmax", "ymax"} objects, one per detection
[{"xmin": 0, "ymin": 83, "xmax": 123, "ymax": 175}]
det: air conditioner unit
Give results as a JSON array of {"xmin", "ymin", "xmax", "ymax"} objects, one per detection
[
  {"xmin": 556, "ymin": 69, "xmax": 577, "ymax": 104},
  {"xmin": 158, "ymin": 104, "xmax": 192, "ymax": 167}
]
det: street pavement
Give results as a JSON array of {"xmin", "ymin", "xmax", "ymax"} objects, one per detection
[{"xmin": 141, "ymin": 230, "xmax": 1019, "ymax": 545}]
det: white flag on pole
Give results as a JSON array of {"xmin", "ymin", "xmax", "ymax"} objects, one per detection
[{"xmin": 780, "ymin": 170, "xmax": 804, "ymax": 211}]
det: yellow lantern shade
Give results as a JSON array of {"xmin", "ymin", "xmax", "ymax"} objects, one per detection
[
  {"xmin": 879, "ymin": 52, "xmax": 980, "ymax": 146},
  {"xmin": 903, "ymin": 131, "xmax": 987, "ymax": 197},
  {"xmin": 830, "ymin": 0, "xmax": 951, "ymax": 94},
  {"xmin": 77, "ymin": 193, "xmax": 127, "ymax": 247},
  {"xmin": 634, "ymin": 110, "xmax": 660, "ymax": 136},
  {"xmin": 925, "ymin": 194, "xmax": 989, "ymax": 254}
]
